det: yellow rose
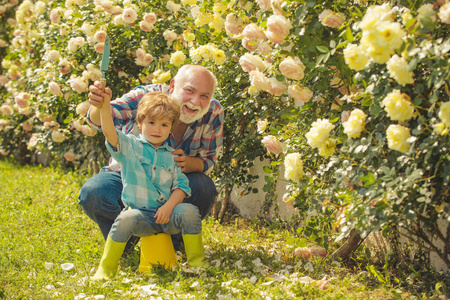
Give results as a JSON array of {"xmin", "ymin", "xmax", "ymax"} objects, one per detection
[
  {"xmin": 438, "ymin": 102, "xmax": 450, "ymax": 127},
  {"xmin": 382, "ymin": 90, "xmax": 414, "ymax": 122},
  {"xmin": 181, "ymin": 0, "xmax": 197, "ymax": 5},
  {"xmin": 343, "ymin": 109, "xmax": 367, "ymax": 138},
  {"xmin": 189, "ymin": 48, "xmax": 201, "ymax": 62},
  {"xmin": 195, "ymin": 12, "xmax": 214, "ymax": 27},
  {"xmin": 386, "ymin": 124, "xmax": 411, "ymax": 153},
  {"xmin": 212, "ymin": 49, "xmax": 226, "ymax": 65},
  {"xmin": 386, "ymin": 55, "xmax": 414, "ymax": 86},
  {"xmin": 152, "ymin": 70, "xmax": 171, "ymax": 84},
  {"xmin": 318, "ymin": 138, "xmax": 336, "ymax": 158},
  {"xmin": 170, "ymin": 51, "xmax": 186, "ymax": 67},
  {"xmin": 284, "ymin": 153, "xmax": 305, "ymax": 182},
  {"xmin": 432, "ymin": 123, "xmax": 447, "ymax": 135},
  {"xmin": 305, "ymin": 119, "xmax": 335, "ymax": 149},
  {"xmin": 343, "ymin": 44, "xmax": 370, "ymax": 71}
]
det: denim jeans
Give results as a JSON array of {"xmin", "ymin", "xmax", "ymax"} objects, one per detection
[
  {"xmin": 78, "ymin": 171, "xmax": 217, "ymax": 243},
  {"xmin": 109, "ymin": 204, "xmax": 202, "ymax": 243}
]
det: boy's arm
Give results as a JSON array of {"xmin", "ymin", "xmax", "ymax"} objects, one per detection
[
  {"xmin": 154, "ymin": 189, "xmax": 187, "ymax": 224},
  {"xmin": 99, "ymin": 87, "xmax": 118, "ymax": 147}
]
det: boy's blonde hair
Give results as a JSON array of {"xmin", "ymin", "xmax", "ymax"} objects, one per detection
[{"xmin": 136, "ymin": 92, "xmax": 180, "ymax": 130}]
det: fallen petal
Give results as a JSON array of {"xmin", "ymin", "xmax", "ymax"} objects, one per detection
[{"xmin": 61, "ymin": 263, "xmax": 74, "ymax": 271}]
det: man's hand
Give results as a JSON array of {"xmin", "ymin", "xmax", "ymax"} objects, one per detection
[
  {"xmin": 172, "ymin": 149, "xmax": 204, "ymax": 173},
  {"xmin": 88, "ymin": 81, "xmax": 111, "ymax": 108}
]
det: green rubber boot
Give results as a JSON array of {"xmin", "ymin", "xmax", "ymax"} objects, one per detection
[
  {"xmin": 91, "ymin": 236, "xmax": 126, "ymax": 281},
  {"xmin": 182, "ymin": 233, "xmax": 208, "ymax": 268}
]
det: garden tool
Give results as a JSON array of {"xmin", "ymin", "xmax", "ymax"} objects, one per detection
[
  {"xmin": 99, "ymin": 34, "xmax": 110, "ymax": 92},
  {"xmin": 182, "ymin": 233, "xmax": 209, "ymax": 268},
  {"xmin": 91, "ymin": 236, "xmax": 126, "ymax": 281}
]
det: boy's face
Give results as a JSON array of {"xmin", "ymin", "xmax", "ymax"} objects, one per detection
[{"xmin": 138, "ymin": 115, "xmax": 172, "ymax": 148}]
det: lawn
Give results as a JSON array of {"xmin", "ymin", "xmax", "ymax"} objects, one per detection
[{"xmin": 0, "ymin": 160, "xmax": 447, "ymax": 299}]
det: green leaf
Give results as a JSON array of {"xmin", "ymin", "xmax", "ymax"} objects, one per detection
[
  {"xmin": 316, "ymin": 46, "xmax": 329, "ymax": 53},
  {"xmin": 360, "ymin": 172, "xmax": 375, "ymax": 187},
  {"xmin": 263, "ymin": 166, "xmax": 273, "ymax": 174}
]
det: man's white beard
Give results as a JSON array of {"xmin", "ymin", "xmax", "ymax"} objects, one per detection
[{"xmin": 179, "ymin": 103, "xmax": 209, "ymax": 124}]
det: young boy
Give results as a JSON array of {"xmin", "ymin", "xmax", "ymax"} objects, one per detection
[{"xmin": 92, "ymin": 90, "xmax": 206, "ymax": 281}]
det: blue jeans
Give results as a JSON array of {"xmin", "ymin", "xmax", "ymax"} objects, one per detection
[
  {"xmin": 78, "ymin": 171, "xmax": 217, "ymax": 242},
  {"xmin": 109, "ymin": 204, "xmax": 202, "ymax": 243}
]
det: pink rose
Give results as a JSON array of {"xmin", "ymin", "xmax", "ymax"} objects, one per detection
[
  {"xmin": 94, "ymin": 42, "xmax": 104, "ymax": 53},
  {"xmin": 122, "ymin": 7, "xmax": 137, "ymax": 24},
  {"xmin": 81, "ymin": 124, "xmax": 97, "ymax": 136},
  {"xmin": 76, "ymin": 101, "xmax": 90, "ymax": 116},
  {"xmin": 225, "ymin": 13, "xmax": 244, "ymax": 35},
  {"xmin": 268, "ymin": 78, "xmax": 287, "ymax": 96},
  {"xmin": 144, "ymin": 12, "xmax": 157, "ymax": 24},
  {"xmin": 0, "ymin": 104, "xmax": 14, "ymax": 116},
  {"xmin": 47, "ymin": 50, "xmax": 60, "ymax": 62},
  {"xmin": 242, "ymin": 37, "xmax": 259, "ymax": 51},
  {"xmin": 50, "ymin": 8, "xmax": 61, "ymax": 23},
  {"xmin": 279, "ymin": 56, "xmax": 305, "ymax": 80},
  {"xmin": 239, "ymin": 53, "xmax": 266, "ymax": 73},
  {"xmin": 257, "ymin": 43, "xmax": 273, "ymax": 56},
  {"xmin": 341, "ymin": 110, "xmax": 350, "ymax": 123},
  {"xmin": 69, "ymin": 77, "xmax": 87, "ymax": 94},
  {"xmin": 58, "ymin": 60, "xmax": 71, "ymax": 74},
  {"xmin": 44, "ymin": 121, "xmax": 59, "ymax": 129},
  {"xmin": 261, "ymin": 135, "xmax": 284, "ymax": 154},
  {"xmin": 72, "ymin": 119, "xmax": 82, "ymax": 131},
  {"xmin": 22, "ymin": 123, "xmax": 32, "ymax": 131},
  {"xmin": 139, "ymin": 21, "xmax": 154, "ymax": 32},
  {"xmin": 255, "ymin": 0, "xmax": 271, "ymax": 11},
  {"xmin": 288, "ymin": 84, "xmax": 313, "ymax": 102},
  {"xmin": 28, "ymin": 134, "xmax": 37, "ymax": 148},
  {"xmin": 249, "ymin": 70, "xmax": 271, "ymax": 91},
  {"xmin": 49, "ymin": 81, "xmax": 61, "ymax": 96},
  {"xmin": 243, "ymin": 23, "xmax": 266, "ymax": 40},
  {"xmin": 14, "ymin": 93, "xmax": 29, "ymax": 109},
  {"xmin": 265, "ymin": 15, "xmax": 292, "ymax": 44},
  {"xmin": 64, "ymin": 151, "xmax": 76, "ymax": 162},
  {"xmin": 94, "ymin": 30, "xmax": 107, "ymax": 43},
  {"xmin": 0, "ymin": 74, "xmax": 8, "ymax": 87},
  {"xmin": 319, "ymin": 9, "xmax": 346, "ymax": 28}
]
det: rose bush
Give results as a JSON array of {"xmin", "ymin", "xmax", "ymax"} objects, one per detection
[{"xmin": 0, "ymin": 0, "xmax": 449, "ymax": 267}]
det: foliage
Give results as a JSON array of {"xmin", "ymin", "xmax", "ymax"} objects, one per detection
[{"xmin": 1, "ymin": 160, "xmax": 449, "ymax": 299}]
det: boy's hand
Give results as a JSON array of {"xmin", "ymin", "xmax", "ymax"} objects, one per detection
[
  {"xmin": 154, "ymin": 204, "xmax": 174, "ymax": 224},
  {"xmin": 88, "ymin": 81, "xmax": 112, "ymax": 108}
]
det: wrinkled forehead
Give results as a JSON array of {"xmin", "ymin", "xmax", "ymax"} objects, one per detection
[{"xmin": 177, "ymin": 68, "xmax": 216, "ymax": 95}]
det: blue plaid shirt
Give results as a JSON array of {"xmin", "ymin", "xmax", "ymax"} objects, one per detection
[
  {"xmin": 88, "ymin": 84, "xmax": 224, "ymax": 174},
  {"xmin": 106, "ymin": 129, "xmax": 191, "ymax": 209}
]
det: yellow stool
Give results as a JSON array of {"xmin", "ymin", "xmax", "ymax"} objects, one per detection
[{"xmin": 139, "ymin": 233, "xmax": 177, "ymax": 272}]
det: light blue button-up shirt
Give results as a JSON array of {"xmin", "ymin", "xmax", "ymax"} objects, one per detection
[{"xmin": 106, "ymin": 129, "xmax": 191, "ymax": 209}]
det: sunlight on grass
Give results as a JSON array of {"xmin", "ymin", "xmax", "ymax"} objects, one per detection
[{"xmin": 0, "ymin": 160, "xmax": 447, "ymax": 299}]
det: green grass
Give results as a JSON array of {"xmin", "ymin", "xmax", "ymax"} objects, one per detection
[{"xmin": 0, "ymin": 160, "xmax": 447, "ymax": 299}]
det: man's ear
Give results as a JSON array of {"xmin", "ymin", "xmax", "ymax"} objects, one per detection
[{"xmin": 169, "ymin": 78, "xmax": 175, "ymax": 92}]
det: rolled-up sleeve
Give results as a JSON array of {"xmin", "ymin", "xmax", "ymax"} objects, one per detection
[
  {"xmin": 199, "ymin": 104, "xmax": 224, "ymax": 173},
  {"xmin": 86, "ymin": 85, "xmax": 162, "ymax": 131}
]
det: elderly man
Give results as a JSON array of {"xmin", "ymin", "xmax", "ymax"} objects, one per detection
[{"xmin": 78, "ymin": 65, "xmax": 224, "ymax": 251}]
